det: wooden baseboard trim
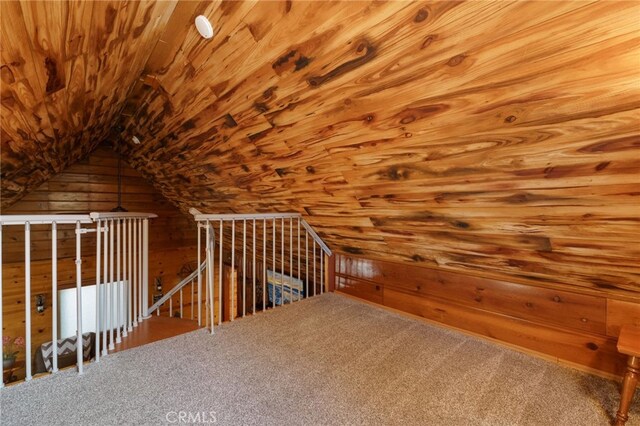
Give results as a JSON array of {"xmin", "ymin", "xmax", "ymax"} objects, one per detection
[{"xmin": 335, "ymin": 290, "xmax": 622, "ymax": 381}]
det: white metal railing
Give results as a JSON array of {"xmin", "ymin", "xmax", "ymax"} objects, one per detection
[
  {"xmin": 147, "ymin": 260, "xmax": 206, "ymax": 316},
  {"xmin": 189, "ymin": 209, "xmax": 332, "ymax": 335},
  {"xmin": 89, "ymin": 213, "xmax": 155, "ymax": 361},
  {"xmin": 0, "ymin": 212, "xmax": 156, "ymax": 386}
]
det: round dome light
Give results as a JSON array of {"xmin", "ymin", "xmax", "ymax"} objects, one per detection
[{"xmin": 195, "ymin": 15, "xmax": 214, "ymax": 39}]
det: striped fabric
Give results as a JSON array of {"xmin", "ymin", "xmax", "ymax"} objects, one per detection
[{"xmin": 40, "ymin": 333, "xmax": 92, "ymax": 372}]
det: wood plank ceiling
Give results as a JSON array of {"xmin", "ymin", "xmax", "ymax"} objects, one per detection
[
  {"xmin": 2, "ymin": 1, "xmax": 640, "ymax": 298},
  {"xmin": 1, "ymin": 0, "xmax": 177, "ymax": 204}
]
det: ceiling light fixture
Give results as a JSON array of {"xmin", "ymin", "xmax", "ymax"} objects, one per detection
[{"xmin": 195, "ymin": 15, "xmax": 214, "ymax": 39}]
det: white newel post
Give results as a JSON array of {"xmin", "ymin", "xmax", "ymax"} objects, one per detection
[
  {"xmin": 142, "ymin": 218, "xmax": 150, "ymax": 319},
  {"xmin": 0, "ymin": 224, "xmax": 3, "ymax": 388},
  {"xmin": 95, "ymin": 220, "xmax": 102, "ymax": 362},
  {"xmin": 25, "ymin": 222, "xmax": 32, "ymax": 381},
  {"xmin": 52, "ymin": 222, "xmax": 58, "ymax": 372},
  {"xmin": 75, "ymin": 221, "xmax": 83, "ymax": 374}
]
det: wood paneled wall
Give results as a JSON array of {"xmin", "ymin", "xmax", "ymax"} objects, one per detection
[
  {"xmin": 1, "ymin": 145, "xmax": 197, "ymax": 377},
  {"xmin": 336, "ymin": 253, "xmax": 640, "ymax": 377}
]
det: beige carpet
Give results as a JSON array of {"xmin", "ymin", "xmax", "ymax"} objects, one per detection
[{"xmin": 1, "ymin": 293, "xmax": 638, "ymax": 425}]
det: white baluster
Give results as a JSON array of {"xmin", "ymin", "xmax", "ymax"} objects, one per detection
[
  {"xmin": 0, "ymin": 224, "xmax": 3, "ymax": 387},
  {"xmin": 197, "ymin": 223, "xmax": 201, "ymax": 326},
  {"xmin": 242, "ymin": 219, "xmax": 246, "ymax": 317},
  {"xmin": 289, "ymin": 218, "xmax": 293, "ymax": 302},
  {"xmin": 102, "ymin": 219, "xmax": 108, "ymax": 356},
  {"xmin": 207, "ymin": 221, "xmax": 214, "ymax": 334},
  {"xmin": 25, "ymin": 222, "xmax": 32, "ymax": 381},
  {"xmin": 321, "ymin": 250, "xmax": 324, "ymax": 295},
  {"xmin": 252, "ymin": 219, "xmax": 256, "ymax": 315},
  {"xmin": 95, "ymin": 220, "xmax": 101, "ymax": 362},
  {"xmin": 109, "ymin": 219, "xmax": 115, "ymax": 351},
  {"xmin": 116, "ymin": 219, "xmax": 121, "ymax": 344},
  {"xmin": 262, "ymin": 220, "xmax": 266, "ymax": 312},
  {"xmin": 133, "ymin": 219, "xmax": 138, "ymax": 327},
  {"xmin": 128, "ymin": 219, "xmax": 133, "ymax": 332},
  {"xmin": 122, "ymin": 219, "xmax": 128, "ymax": 338},
  {"xmin": 142, "ymin": 218, "xmax": 149, "ymax": 319},
  {"xmin": 297, "ymin": 218, "xmax": 301, "ymax": 302},
  {"xmin": 138, "ymin": 219, "xmax": 143, "ymax": 320},
  {"xmin": 272, "ymin": 219, "xmax": 276, "ymax": 308},
  {"xmin": 51, "ymin": 222, "xmax": 58, "ymax": 372},
  {"xmin": 281, "ymin": 218, "xmax": 284, "ymax": 306},
  {"xmin": 75, "ymin": 221, "xmax": 83, "ymax": 374},
  {"xmin": 231, "ymin": 220, "xmax": 235, "ymax": 321},
  {"xmin": 218, "ymin": 220, "xmax": 223, "ymax": 325}
]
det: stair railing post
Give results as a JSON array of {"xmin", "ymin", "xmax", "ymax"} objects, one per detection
[
  {"xmin": 231, "ymin": 220, "xmax": 235, "ymax": 321},
  {"xmin": 102, "ymin": 220, "xmax": 108, "ymax": 356},
  {"xmin": 75, "ymin": 221, "xmax": 84, "ymax": 374},
  {"xmin": 0, "ymin": 224, "xmax": 2, "ymax": 387},
  {"xmin": 252, "ymin": 219, "xmax": 256, "ymax": 315},
  {"xmin": 95, "ymin": 220, "xmax": 101, "ymax": 362},
  {"xmin": 109, "ymin": 219, "xmax": 115, "ymax": 351},
  {"xmin": 218, "ymin": 220, "xmax": 223, "ymax": 325},
  {"xmin": 52, "ymin": 222, "xmax": 58, "ymax": 372},
  {"xmin": 0, "ymin": 224, "xmax": 3, "ymax": 387},
  {"xmin": 142, "ymin": 218, "xmax": 149, "ymax": 319},
  {"xmin": 262, "ymin": 220, "xmax": 266, "ymax": 312},
  {"xmin": 116, "ymin": 219, "xmax": 121, "ymax": 344},
  {"xmin": 207, "ymin": 221, "xmax": 215, "ymax": 334},
  {"xmin": 280, "ymin": 218, "xmax": 284, "ymax": 305},
  {"xmin": 122, "ymin": 219, "xmax": 128, "ymax": 338},
  {"xmin": 197, "ymin": 222, "xmax": 202, "ymax": 326},
  {"xmin": 25, "ymin": 221, "xmax": 32, "ymax": 381}
]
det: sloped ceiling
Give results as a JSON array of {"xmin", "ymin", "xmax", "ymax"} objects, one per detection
[
  {"xmin": 2, "ymin": 1, "xmax": 640, "ymax": 297},
  {"xmin": 1, "ymin": 0, "xmax": 177, "ymax": 206}
]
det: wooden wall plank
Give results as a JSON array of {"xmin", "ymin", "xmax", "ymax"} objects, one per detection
[{"xmin": 336, "ymin": 253, "xmax": 639, "ymax": 377}]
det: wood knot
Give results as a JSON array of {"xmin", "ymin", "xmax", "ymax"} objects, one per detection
[
  {"xmin": 447, "ymin": 54, "xmax": 466, "ymax": 67},
  {"xmin": 586, "ymin": 342, "xmax": 598, "ymax": 351},
  {"xmin": 553, "ymin": 296, "xmax": 561, "ymax": 303},
  {"xmin": 414, "ymin": 8, "xmax": 429, "ymax": 23},
  {"xmin": 421, "ymin": 35, "xmax": 436, "ymax": 50},
  {"xmin": 505, "ymin": 115, "xmax": 517, "ymax": 123}
]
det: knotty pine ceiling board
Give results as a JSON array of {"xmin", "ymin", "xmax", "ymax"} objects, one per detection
[
  {"xmin": 1, "ymin": 0, "xmax": 178, "ymax": 208},
  {"xmin": 114, "ymin": 0, "xmax": 639, "ymax": 298},
  {"xmin": 1, "ymin": 1, "xmax": 639, "ymax": 298}
]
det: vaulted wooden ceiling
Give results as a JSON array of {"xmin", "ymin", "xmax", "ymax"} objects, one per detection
[
  {"xmin": 1, "ymin": 0, "xmax": 177, "ymax": 204},
  {"xmin": 2, "ymin": 1, "xmax": 639, "ymax": 298}
]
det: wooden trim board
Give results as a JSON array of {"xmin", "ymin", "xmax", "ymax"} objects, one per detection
[{"xmin": 335, "ymin": 253, "xmax": 637, "ymax": 379}]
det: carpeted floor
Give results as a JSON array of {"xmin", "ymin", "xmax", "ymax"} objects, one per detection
[{"xmin": 1, "ymin": 293, "xmax": 638, "ymax": 425}]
